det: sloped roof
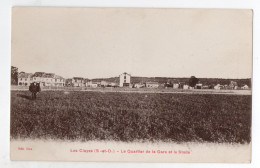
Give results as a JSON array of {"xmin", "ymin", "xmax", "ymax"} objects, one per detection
[
  {"xmin": 33, "ymin": 72, "xmax": 64, "ymax": 79},
  {"xmin": 84, "ymin": 78, "xmax": 91, "ymax": 82},
  {"xmin": 33, "ymin": 72, "xmax": 45, "ymax": 77},
  {"xmin": 54, "ymin": 75, "xmax": 64, "ymax": 79},
  {"xmin": 120, "ymin": 72, "xmax": 131, "ymax": 76},
  {"xmin": 73, "ymin": 77, "xmax": 84, "ymax": 80},
  {"xmin": 18, "ymin": 72, "xmax": 33, "ymax": 78},
  {"xmin": 43, "ymin": 73, "xmax": 55, "ymax": 78}
]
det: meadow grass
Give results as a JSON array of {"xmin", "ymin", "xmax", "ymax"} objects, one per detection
[{"xmin": 10, "ymin": 91, "xmax": 251, "ymax": 143}]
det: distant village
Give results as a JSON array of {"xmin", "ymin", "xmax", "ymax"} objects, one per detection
[{"xmin": 16, "ymin": 70, "xmax": 251, "ymax": 90}]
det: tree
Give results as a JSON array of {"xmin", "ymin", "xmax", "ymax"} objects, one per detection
[
  {"xmin": 188, "ymin": 76, "xmax": 199, "ymax": 87},
  {"xmin": 11, "ymin": 66, "xmax": 18, "ymax": 85}
]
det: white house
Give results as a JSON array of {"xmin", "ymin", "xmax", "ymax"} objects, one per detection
[
  {"xmin": 110, "ymin": 82, "xmax": 117, "ymax": 87},
  {"xmin": 101, "ymin": 80, "xmax": 108, "ymax": 87},
  {"xmin": 21, "ymin": 72, "xmax": 65, "ymax": 87},
  {"xmin": 18, "ymin": 72, "xmax": 33, "ymax": 86},
  {"xmin": 241, "ymin": 85, "xmax": 249, "ymax": 89},
  {"xmin": 119, "ymin": 72, "xmax": 131, "ymax": 87},
  {"xmin": 202, "ymin": 85, "xmax": 209, "ymax": 89},
  {"xmin": 195, "ymin": 83, "xmax": 203, "ymax": 89},
  {"xmin": 41, "ymin": 73, "xmax": 55, "ymax": 86},
  {"xmin": 32, "ymin": 72, "xmax": 46, "ymax": 86},
  {"xmin": 86, "ymin": 81, "xmax": 99, "ymax": 88},
  {"xmin": 214, "ymin": 84, "xmax": 224, "ymax": 90},
  {"xmin": 173, "ymin": 83, "xmax": 179, "ymax": 89},
  {"xmin": 146, "ymin": 82, "xmax": 159, "ymax": 88},
  {"xmin": 214, "ymin": 84, "xmax": 221, "ymax": 90},
  {"xmin": 229, "ymin": 81, "xmax": 238, "ymax": 89},
  {"xmin": 53, "ymin": 75, "xmax": 65, "ymax": 87},
  {"xmin": 183, "ymin": 85, "xmax": 189, "ymax": 89},
  {"xmin": 134, "ymin": 83, "xmax": 145, "ymax": 88},
  {"xmin": 72, "ymin": 77, "xmax": 84, "ymax": 87}
]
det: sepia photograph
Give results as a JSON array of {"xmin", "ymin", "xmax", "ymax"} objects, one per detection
[{"xmin": 10, "ymin": 7, "xmax": 252, "ymax": 162}]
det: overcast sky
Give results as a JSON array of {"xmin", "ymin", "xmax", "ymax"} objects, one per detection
[{"xmin": 11, "ymin": 7, "xmax": 252, "ymax": 79}]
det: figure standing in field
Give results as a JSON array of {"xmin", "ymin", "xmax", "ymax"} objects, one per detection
[{"xmin": 29, "ymin": 82, "xmax": 41, "ymax": 100}]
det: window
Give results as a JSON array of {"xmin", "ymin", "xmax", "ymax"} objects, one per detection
[
  {"xmin": 124, "ymin": 76, "xmax": 126, "ymax": 79},
  {"xmin": 124, "ymin": 80, "xmax": 126, "ymax": 83}
]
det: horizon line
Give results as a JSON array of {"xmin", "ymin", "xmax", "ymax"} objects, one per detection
[{"xmin": 14, "ymin": 66, "xmax": 251, "ymax": 80}]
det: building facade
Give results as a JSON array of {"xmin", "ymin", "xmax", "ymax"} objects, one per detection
[
  {"xmin": 195, "ymin": 83, "xmax": 203, "ymax": 89},
  {"xmin": 65, "ymin": 78, "xmax": 73, "ymax": 87},
  {"xmin": 119, "ymin": 72, "xmax": 131, "ymax": 87},
  {"xmin": 146, "ymin": 82, "xmax": 159, "ymax": 88},
  {"xmin": 134, "ymin": 83, "xmax": 145, "ymax": 88},
  {"xmin": 72, "ymin": 77, "xmax": 85, "ymax": 87},
  {"xmin": 173, "ymin": 83, "xmax": 179, "ymax": 89},
  {"xmin": 86, "ymin": 80, "xmax": 99, "ymax": 88},
  {"xmin": 18, "ymin": 72, "xmax": 65, "ymax": 87},
  {"xmin": 18, "ymin": 72, "xmax": 33, "ymax": 86},
  {"xmin": 33, "ymin": 72, "xmax": 65, "ymax": 87}
]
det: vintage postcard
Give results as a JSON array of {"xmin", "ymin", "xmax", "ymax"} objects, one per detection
[{"xmin": 10, "ymin": 7, "xmax": 252, "ymax": 162}]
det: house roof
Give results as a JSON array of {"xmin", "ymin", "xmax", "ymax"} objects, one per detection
[
  {"xmin": 43, "ymin": 73, "xmax": 55, "ymax": 78},
  {"xmin": 24, "ymin": 72, "xmax": 65, "ymax": 79},
  {"xmin": 33, "ymin": 72, "xmax": 54, "ymax": 78},
  {"xmin": 54, "ymin": 75, "xmax": 64, "ymax": 79},
  {"xmin": 33, "ymin": 72, "xmax": 45, "ymax": 77},
  {"xmin": 120, "ymin": 72, "xmax": 131, "ymax": 76},
  {"xmin": 73, "ymin": 77, "xmax": 84, "ymax": 80},
  {"xmin": 18, "ymin": 72, "xmax": 33, "ymax": 78}
]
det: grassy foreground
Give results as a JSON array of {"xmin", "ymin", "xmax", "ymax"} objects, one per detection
[{"xmin": 10, "ymin": 91, "xmax": 251, "ymax": 143}]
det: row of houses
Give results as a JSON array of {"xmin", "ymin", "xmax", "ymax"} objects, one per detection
[
  {"xmin": 65, "ymin": 78, "xmax": 118, "ymax": 88},
  {"xmin": 18, "ymin": 72, "xmax": 65, "ymax": 87},
  {"xmin": 18, "ymin": 71, "xmax": 160, "ymax": 88},
  {"xmin": 18, "ymin": 71, "xmax": 250, "ymax": 90},
  {"xmin": 164, "ymin": 81, "xmax": 249, "ymax": 90}
]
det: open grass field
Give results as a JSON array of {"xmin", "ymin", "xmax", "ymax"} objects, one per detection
[{"xmin": 10, "ymin": 90, "xmax": 251, "ymax": 143}]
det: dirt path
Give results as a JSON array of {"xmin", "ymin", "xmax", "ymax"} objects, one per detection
[{"xmin": 11, "ymin": 87, "xmax": 252, "ymax": 95}]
